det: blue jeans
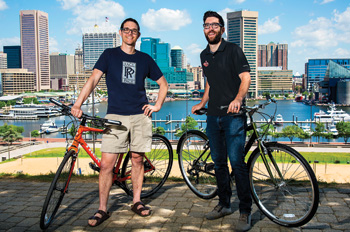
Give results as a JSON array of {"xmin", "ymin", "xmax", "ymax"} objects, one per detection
[{"xmin": 206, "ymin": 114, "xmax": 252, "ymax": 214}]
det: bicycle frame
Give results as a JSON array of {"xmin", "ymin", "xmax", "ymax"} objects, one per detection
[{"xmin": 67, "ymin": 117, "xmax": 156, "ymax": 184}]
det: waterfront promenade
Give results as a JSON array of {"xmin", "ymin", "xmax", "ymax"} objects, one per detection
[{"xmin": 0, "ymin": 179, "xmax": 350, "ymax": 231}]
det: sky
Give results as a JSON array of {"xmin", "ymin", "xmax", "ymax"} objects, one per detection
[{"xmin": 0, "ymin": 0, "xmax": 350, "ymax": 75}]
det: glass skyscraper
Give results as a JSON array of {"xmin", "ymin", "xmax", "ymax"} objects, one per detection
[
  {"xmin": 171, "ymin": 46, "xmax": 183, "ymax": 69},
  {"xmin": 20, "ymin": 10, "xmax": 50, "ymax": 91},
  {"xmin": 3, "ymin": 46, "xmax": 21, "ymax": 68},
  {"xmin": 82, "ymin": 24, "xmax": 120, "ymax": 70},
  {"xmin": 227, "ymin": 10, "xmax": 258, "ymax": 98},
  {"xmin": 306, "ymin": 58, "xmax": 350, "ymax": 91},
  {"xmin": 141, "ymin": 37, "xmax": 192, "ymax": 89}
]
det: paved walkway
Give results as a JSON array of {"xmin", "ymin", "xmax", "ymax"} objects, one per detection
[{"xmin": 0, "ymin": 179, "xmax": 349, "ymax": 232}]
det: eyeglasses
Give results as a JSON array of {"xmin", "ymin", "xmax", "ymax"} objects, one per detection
[
  {"xmin": 203, "ymin": 23, "xmax": 222, "ymax": 29},
  {"xmin": 121, "ymin": 27, "xmax": 139, "ymax": 35}
]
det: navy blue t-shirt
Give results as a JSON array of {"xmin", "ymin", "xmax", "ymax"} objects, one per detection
[{"xmin": 93, "ymin": 47, "xmax": 163, "ymax": 115}]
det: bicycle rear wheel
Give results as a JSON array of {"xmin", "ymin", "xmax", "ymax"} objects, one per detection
[
  {"xmin": 40, "ymin": 150, "xmax": 77, "ymax": 230},
  {"xmin": 121, "ymin": 134, "xmax": 173, "ymax": 198},
  {"xmin": 177, "ymin": 130, "xmax": 217, "ymax": 199},
  {"xmin": 247, "ymin": 142, "xmax": 319, "ymax": 227}
]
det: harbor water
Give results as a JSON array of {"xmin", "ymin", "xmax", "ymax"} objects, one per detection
[{"xmin": 1, "ymin": 100, "xmax": 350, "ymax": 143}]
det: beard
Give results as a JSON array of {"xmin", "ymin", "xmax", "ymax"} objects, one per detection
[{"xmin": 205, "ymin": 30, "xmax": 222, "ymax": 45}]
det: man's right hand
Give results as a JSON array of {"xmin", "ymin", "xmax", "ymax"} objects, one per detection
[
  {"xmin": 71, "ymin": 105, "xmax": 83, "ymax": 118},
  {"xmin": 191, "ymin": 103, "xmax": 204, "ymax": 115}
]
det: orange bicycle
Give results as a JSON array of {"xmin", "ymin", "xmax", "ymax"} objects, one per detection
[{"xmin": 40, "ymin": 98, "xmax": 173, "ymax": 230}]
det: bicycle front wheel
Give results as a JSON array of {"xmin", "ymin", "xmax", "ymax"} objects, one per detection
[
  {"xmin": 248, "ymin": 142, "xmax": 319, "ymax": 227},
  {"xmin": 177, "ymin": 130, "xmax": 217, "ymax": 199},
  {"xmin": 40, "ymin": 150, "xmax": 77, "ymax": 230},
  {"xmin": 121, "ymin": 134, "xmax": 173, "ymax": 198}
]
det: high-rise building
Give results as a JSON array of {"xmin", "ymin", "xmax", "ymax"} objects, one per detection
[
  {"xmin": 257, "ymin": 67, "xmax": 293, "ymax": 96},
  {"xmin": 141, "ymin": 37, "xmax": 193, "ymax": 89},
  {"xmin": 82, "ymin": 24, "xmax": 120, "ymax": 70},
  {"xmin": 20, "ymin": 10, "xmax": 50, "ymax": 91},
  {"xmin": 0, "ymin": 52, "xmax": 7, "ymax": 69},
  {"xmin": 74, "ymin": 45, "xmax": 84, "ymax": 74},
  {"xmin": 50, "ymin": 53, "xmax": 75, "ymax": 90},
  {"xmin": 3, "ymin": 46, "xmax": 21, "ymax": 68},
  {"xmin": 171, "ymin": 46, "xmax": 183, "ymax": 69},
  {"xmin": 0, "ymin": 68, "xmax": 35, "ymax": 95},
  {"xmin": 258, "ymin": 42, "xmax": 288, "ymax": 70},
  {"xmin": 227, "ymin": 10, "xmax": 258, "ymax": 98},
  {"xmin": 187, "ymin": 65, "xmax": 204, "ymax": 89},
  {"xmin": 305, "ymin": 58, "xmax": 350, "ymax": 91}
]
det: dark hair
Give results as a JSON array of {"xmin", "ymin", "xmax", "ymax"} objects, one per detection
[
  {"xmin": 120, "ymin": 18, "xmax": 140, "ymax": 31},
  {"xmin": 203, "ymin": 11, "xmax": 224, "ymax": 27}
]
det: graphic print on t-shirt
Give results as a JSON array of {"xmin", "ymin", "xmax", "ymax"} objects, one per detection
[{"xmin": 122, "ymin": 61, "xmax": 136, "ymax": 84}]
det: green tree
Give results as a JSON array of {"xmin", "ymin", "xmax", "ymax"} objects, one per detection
[
  {"xmin": 262, "ymin": 92, "xmax": 270, "ymax": 99},
  {"xmin": 313, "ymin": 122, "xmax": 325, "ymax": 143},
  {"xmin": 280, "ymin": 125, "xmax": 304, "ymax": 143},
  {"xmin": 23, "ymin": 97, "xmax": 39, "ymax": 104},
  {"xmin": 153, "ymin": 126, "xmax": 166, "ymax": 135},
  {"xmin": 175, "ymin": 116, "xmax": 198, "ymax": 137},
  {"xmin": 302, "ymin": 91, "xmax": 308, "ymax": 99},
  {"xmin": 0, "ymin": 127, "xmax": 23, "ymax": 160},
  {"xmin": 31, "ymin": 130, "xmax": 40, "ymax": 141},
  {"xmin": 336, "ymin": 121, "xmax": 350, "ymax": 144}
]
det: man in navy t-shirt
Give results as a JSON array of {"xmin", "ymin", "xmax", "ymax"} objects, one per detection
[{"xmin": 71, "ymin": 18, "xmax": 168, "ymax": 227}]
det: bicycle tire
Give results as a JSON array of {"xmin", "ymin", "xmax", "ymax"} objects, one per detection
[
  {"xmin": 40, "ymin": 150, "xmax": 77, "ymax": 230},
  {"xmin": 121, "ymin": 134, "xmax": 173, "ymax": 198},
  {"xmin": 247, "ymin": 142, "xmax": 319, "ymax": 227},
  {"xmin": 177, "ymin": 130, "xmax": 217, "ymax": 199}
]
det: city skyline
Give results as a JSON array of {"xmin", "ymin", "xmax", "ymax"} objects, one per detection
[{"xmin": 0, "ymin": 0, "xmax": 349, "ymax": 75}]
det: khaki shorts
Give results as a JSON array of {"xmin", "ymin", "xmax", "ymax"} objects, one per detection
[{"xmin": 101, "ymin": 114, "xmax": 152, "ymax": 153}]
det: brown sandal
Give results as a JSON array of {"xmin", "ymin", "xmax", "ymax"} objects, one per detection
[
  {"xmin": 88, "ymin": 210, "xmax": 110, "ymax": 227},
  {"xmin": 131, "ymin": 202, "xmax": 152, "ymax": 217}
]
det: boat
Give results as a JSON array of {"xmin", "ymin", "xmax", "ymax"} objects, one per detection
[
  {"xmin": 274, "ymin": 114, "xmax": 284, "ymax": 126},
  {"xmin": 301, "ymin": 124, "xmax": 312, "ymax": 134},
  {"xmin": 314, "ymin": 103, "xmax": 350, "ymax": 123},
  {"xmin": 327, "ymin": 124, "xmax": 338, "ymax": 136},
  {"xmin": 294, "ymin": 95, "xmax": 304, "ymax": 102},
  {"xmin": 40, "ymin": 120, "xmax": 60, "ymax": 134}
]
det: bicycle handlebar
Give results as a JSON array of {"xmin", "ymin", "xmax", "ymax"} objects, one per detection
[{"xmin": 49, "ymin": 98, "xmax": 122, "ymax": 126}]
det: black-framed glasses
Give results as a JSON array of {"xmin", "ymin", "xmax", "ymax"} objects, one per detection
[
  {"xmin": 121, "ymin": 27, "xmax": 139, "ymax": 35},
  {"xmin": 203, "ymin": 23, "xmax": 222, "ymax": 29}
]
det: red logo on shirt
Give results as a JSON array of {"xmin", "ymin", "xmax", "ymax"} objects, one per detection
[{"xmin": 203, "ymin": 61, "xmax": 209, "ymax": 67}]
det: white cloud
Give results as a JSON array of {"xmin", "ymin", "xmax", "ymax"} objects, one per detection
[
  {"xmin": 63, "ymin": 0, "xmax": 125, "ymax": 35},
  {"xmin": 258, "ymin": 16, "xmax": 281, "ymax": 35},
  {"xmin": 186, "ymin": 43, "xmax": 202, "ymax": 55},
  {"xmin": 141, "ymin": 8, "xmax": 191, "ymax": 31},
  {"xmin": 333, "ymin": 48, "xmax": 350, "ymax": 57},
  {"xmin": 0, "ymin": 37, "xmax": 20, "ymax": 49},
  {"xmin": 320, "ymin": 0, "xmax": 335, "ymax": 4},
  {"xmin": 0, "ymin": 0, "xmax": 8, "ymax": 10},
  {"xmin": 57, "ymin": 0, "xmax": 81, "ymax": 10},
  {"xmin": 234, "ymin": 0, "xmax": 246, "ymax": 3},
  {"xmin": 49, "ymin": 37, "xmax": 59, "ymax": 52},
  {"xmin": 333, "ymin": 7, "xmax": 350, "ymax": 32}
]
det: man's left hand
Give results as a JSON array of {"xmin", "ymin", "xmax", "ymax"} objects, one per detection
[
  {"xmin": 142, "ymin": 104, "xmax": 160, "ymax": 116},
  {"xmin": 227, "ymin": 99, "xmax": 242, "ymax": 113}
]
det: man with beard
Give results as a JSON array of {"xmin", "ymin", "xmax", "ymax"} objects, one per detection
[{"xmin": 192, "ymin": 11, "xmax": 252, "ymax": 231}]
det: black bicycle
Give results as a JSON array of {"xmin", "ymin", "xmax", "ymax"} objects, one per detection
[{"xmin": 176, "ymin": 99, "xmax": 319, "ymax": 227}]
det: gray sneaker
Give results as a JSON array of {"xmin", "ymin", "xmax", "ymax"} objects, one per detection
[
  {"xmin": 235, "ymin": 213, "xmax": 252, "ymax": 231},
  {"xmin": 206, "ymin": 205, "xmax": 233, "ymax": 220}
]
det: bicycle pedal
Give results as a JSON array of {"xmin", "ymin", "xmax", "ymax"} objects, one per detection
[
  {"xmin": 205, "ymin": 162, "xmax": 215, "ymax": 172},
  {"xmin": 89, "ymin": 162, "xmax": 100, "ymax": 172}
]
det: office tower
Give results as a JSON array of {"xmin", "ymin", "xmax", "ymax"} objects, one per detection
[
  {"xmin": 0, "ymin": 69, "xmax": 35, "ymax": 95},
  {"xmin": 3, "ymin": 46, "xmax": 21, "ymax": 68},
  {"xmin": 0, "ymin": 52, "xmax": 7, "ymax": 69},
  {"xmin": 187, "ymin": 65, "xmax": 204, "ymax": 89},
  {"xmin": 257, "ymin": 67, "xmax": 293, "ymax": 96},
  {"xmin": 50, "ymin": 53, "xmax": 75, "ymax": 90},
  {"xmin": 20, "ymin": 10, "xmax": 50, "ymax": 91},
  {"xmin": 171, "ymin": 46, "xmax": 183, "ymax": 69},
  {"xmin": 305, "ymin": 58, "xmax": 350, "ymax": 91},
  {"xmin": 141, "ymin": 37, "xmax": 193, "ymax": 89},
  {"xmin": 74, "ymin": 45, "xmax": 84, "ymax": 74},
  {"xmin": 227, "ymin": 10, "xmax": 258, "ymax": 98},
  {"xmin": 82, "ymin": 24, "xmax": 120, "ymax": 70},
  {"xmin": 258, "ymin": 42, "xmax": 288, "ymax": 70}
]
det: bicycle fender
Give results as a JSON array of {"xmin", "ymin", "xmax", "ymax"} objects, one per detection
[{"xmin": 176, "ymin": 130, "xmax": 208, "ymax": 155}]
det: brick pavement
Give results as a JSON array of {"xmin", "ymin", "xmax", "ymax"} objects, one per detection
[{"xmin": 0, "ymin": 179, "xmax": 350, "ymax": 232}]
